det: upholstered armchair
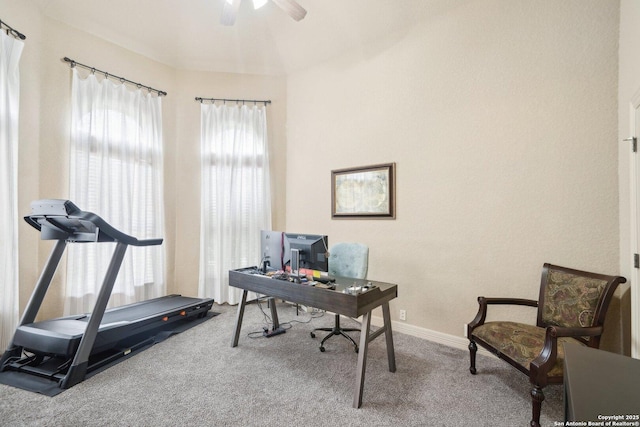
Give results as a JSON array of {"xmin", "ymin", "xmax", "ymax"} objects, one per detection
[
  {"xmin": 467, "ymin": 263, "xmax": 625, "ymax": 427},
  {"xmin": 310, "ymin": 242, "xmax": 369, "ymax": 352}
]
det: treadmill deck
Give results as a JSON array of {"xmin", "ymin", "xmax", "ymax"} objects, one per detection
[{"xmin": 13, "ymin": 295, "xmax": 213, "ymax": 357}]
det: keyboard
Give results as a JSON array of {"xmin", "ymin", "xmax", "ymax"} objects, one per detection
[{"xmin": 312, "ymin": 282, "xmax": 335, "ymax": 290}]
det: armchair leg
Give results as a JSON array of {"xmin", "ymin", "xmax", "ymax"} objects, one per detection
[
  {"xmin": 468, "ymin": 339, "xmax": 477, "ymax": 375},
  {"xmin": 530, "ymin": 385, "xmax": 544, "ymax": 427}
]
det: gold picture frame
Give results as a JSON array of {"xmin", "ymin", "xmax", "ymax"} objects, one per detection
[{"xmin": 331, "ymin": 163, "xmax": 396, "ymax": 219}]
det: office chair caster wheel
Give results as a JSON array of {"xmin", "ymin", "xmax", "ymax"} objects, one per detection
[
  {"xmin": 310, "ymin": 332, "xmax": 316, "ymax": 338},
  {"xmin": 320, "ymin": 346, "xmax": 325, "ymax": 352}
]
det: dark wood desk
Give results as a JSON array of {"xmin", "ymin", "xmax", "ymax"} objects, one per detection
[
  {"xmin": 564, "ymin": 343, "xmax": 640, "ymax": 422},
  {"xmin": 229, "ymin": 267, "xmax": 398, "ymax": 408}
]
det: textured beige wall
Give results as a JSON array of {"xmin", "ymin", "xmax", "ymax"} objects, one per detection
[{"xmin": 286, "ymin": 1, "xmax": 622, "ymax": 345}]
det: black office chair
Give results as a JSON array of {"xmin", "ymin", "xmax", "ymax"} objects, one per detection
[{"xmin": 310, "ymin": 242, "xmax": 369, "ymax": 353}]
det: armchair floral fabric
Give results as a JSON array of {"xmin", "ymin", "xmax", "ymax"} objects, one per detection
[
  {"xmin": 472, "ymin": 321, "xmax": 580, "ymax": 378},
  {"xmin": 541, "ymin": 269, "xmax": 608, "ymax": 329}
]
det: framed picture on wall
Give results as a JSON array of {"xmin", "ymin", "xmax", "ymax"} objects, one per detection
[{"xmin": 331, "ymin": 163, "xmax": 396, "ymax": 219}]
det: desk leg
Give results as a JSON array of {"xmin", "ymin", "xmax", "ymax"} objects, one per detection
[
  {"xmin": 231, "ymin": 290, "xmax": 248, "ymax": 348},
  {"xmin": 353, "ymin": 311, "xmax": 372, "ymax": 408},
  {"xmin": 382, "ymin": 302, "xmax": 396, "ymax": 372},
  {"xmin": 268, "ymin": 297, "xmax": 280, "ymax": 329}
]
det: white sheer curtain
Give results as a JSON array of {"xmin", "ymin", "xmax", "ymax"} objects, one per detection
[
  {"xmin": 66, "ymin": 68, "xmax": 165, "ymax": 315},
  {"xmin": 199, "ymin": 103, "xmax": 272, "ymax": 304},
  {"xmin": 0, "ymin": 32, "xmax": 24, "ymax": 349}
]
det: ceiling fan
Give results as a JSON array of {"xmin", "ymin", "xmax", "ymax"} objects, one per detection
[{"xmin": 221, "ymin": 0, "xmax": 307, "ymax": 26}]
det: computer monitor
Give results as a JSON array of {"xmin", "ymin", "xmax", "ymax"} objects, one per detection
[
  {"xmin": 260, "ymin": 230, "xmax": 289, "ymax": 271},
  {"xmin": 285, "ymin": 233, "xmax": 329, "ymax": 274}
]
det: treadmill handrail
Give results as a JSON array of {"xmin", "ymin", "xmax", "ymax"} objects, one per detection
[{"xmin": 24, "ymin": 199, "xmax": 162, "ymax": 246}]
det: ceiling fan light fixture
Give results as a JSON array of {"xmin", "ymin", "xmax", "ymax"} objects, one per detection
[
  {"xmin": 221, "ymin": 0, "xmax": 306, "ymax": 25},
  {"xmin": 252, "ymin": 0, "xmax": 268, "ymax": 9}
]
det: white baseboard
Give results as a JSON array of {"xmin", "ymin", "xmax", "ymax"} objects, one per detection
[{"xmin": 368, "ymin": 315, "xmax": 492, "ymax": 357}]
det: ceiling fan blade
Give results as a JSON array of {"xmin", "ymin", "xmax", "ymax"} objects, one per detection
[
  {"xmin": 221, "ymin": 0, "xmax": 241, "ymax": 26},
  {"xmin": 271, "ymin": 0, "xmax": 307, "ymax": 21}
]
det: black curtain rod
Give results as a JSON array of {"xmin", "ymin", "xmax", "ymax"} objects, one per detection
[
  {"xmin": 0, "ymin": 18, "xmax": 26, "ymax": 40},
  {"xmin": 63, "ymin": 57, "xmax": 167, "ymax": 97},
  {"xmin": 195, "ymin": 97, "xmax": 271, "ymax": 106}
]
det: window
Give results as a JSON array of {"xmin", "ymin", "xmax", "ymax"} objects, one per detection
[
  {"xmin": 0, "ymin": 30, "xmax": 24, "ymax": 349},
  {"xmin": 199, "ymin": 103, "xmax": 272, "ymax": 304},
  {"xmin": 67, "ymin": 70, "xmax": 165, "ymax": 314}
]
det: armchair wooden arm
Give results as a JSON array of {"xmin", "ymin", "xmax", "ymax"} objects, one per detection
[
  {"xmin": 547, "ymin": 324, "xmax": 603, "ymax": 338},
  {"xmin": 467, "ymin": 296, "xmax": 538, "ymax": 336},
  {"xmin": 530, "ymin": 325, "xmax": 604, "ymax": 384}
]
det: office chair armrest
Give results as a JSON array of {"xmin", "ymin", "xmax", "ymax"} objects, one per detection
[{"xmin": 467, "ymin": 297, "xmax": 538, "ymax": 335}]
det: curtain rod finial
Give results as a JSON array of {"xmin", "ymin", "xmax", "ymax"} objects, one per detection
[{"xmin": 63, "ymin": 57, "xmax": 76, "ymax": 68}]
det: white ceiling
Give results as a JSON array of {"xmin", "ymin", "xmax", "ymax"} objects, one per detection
[{"xmin": 32, "ymin": 0, "xmax": 465, "ymax": 75}]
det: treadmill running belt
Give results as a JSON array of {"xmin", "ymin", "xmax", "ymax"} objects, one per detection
[
  {"xmin": 89, "ymin": 295, "xmax": 208, "ymax": 324},
  {"xmin": 12, "ymin": 295, "xmax": 213, "ymax": 357}
]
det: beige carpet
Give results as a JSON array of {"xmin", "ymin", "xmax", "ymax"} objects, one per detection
[{"xmin": 0, "ymin": 301, "xmax": 563, "ymax": 426}]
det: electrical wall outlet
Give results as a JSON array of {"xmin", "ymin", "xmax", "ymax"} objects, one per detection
[{"xmin": 399, "ymin": 309, "xmax": 406, "ymax": 321}]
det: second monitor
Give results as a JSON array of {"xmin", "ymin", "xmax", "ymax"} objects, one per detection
[
  {"xmin": 286, "ymin": 233, "xmax": 329, "ymax": 274},
  {"xmin": 260, "ymin": 231, "xmax": 329, "ymax": 274}
]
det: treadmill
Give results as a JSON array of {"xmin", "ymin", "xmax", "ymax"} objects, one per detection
[{"xmin": 0, "ymin": 199, "xmax": 214, "ymax": 391}]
